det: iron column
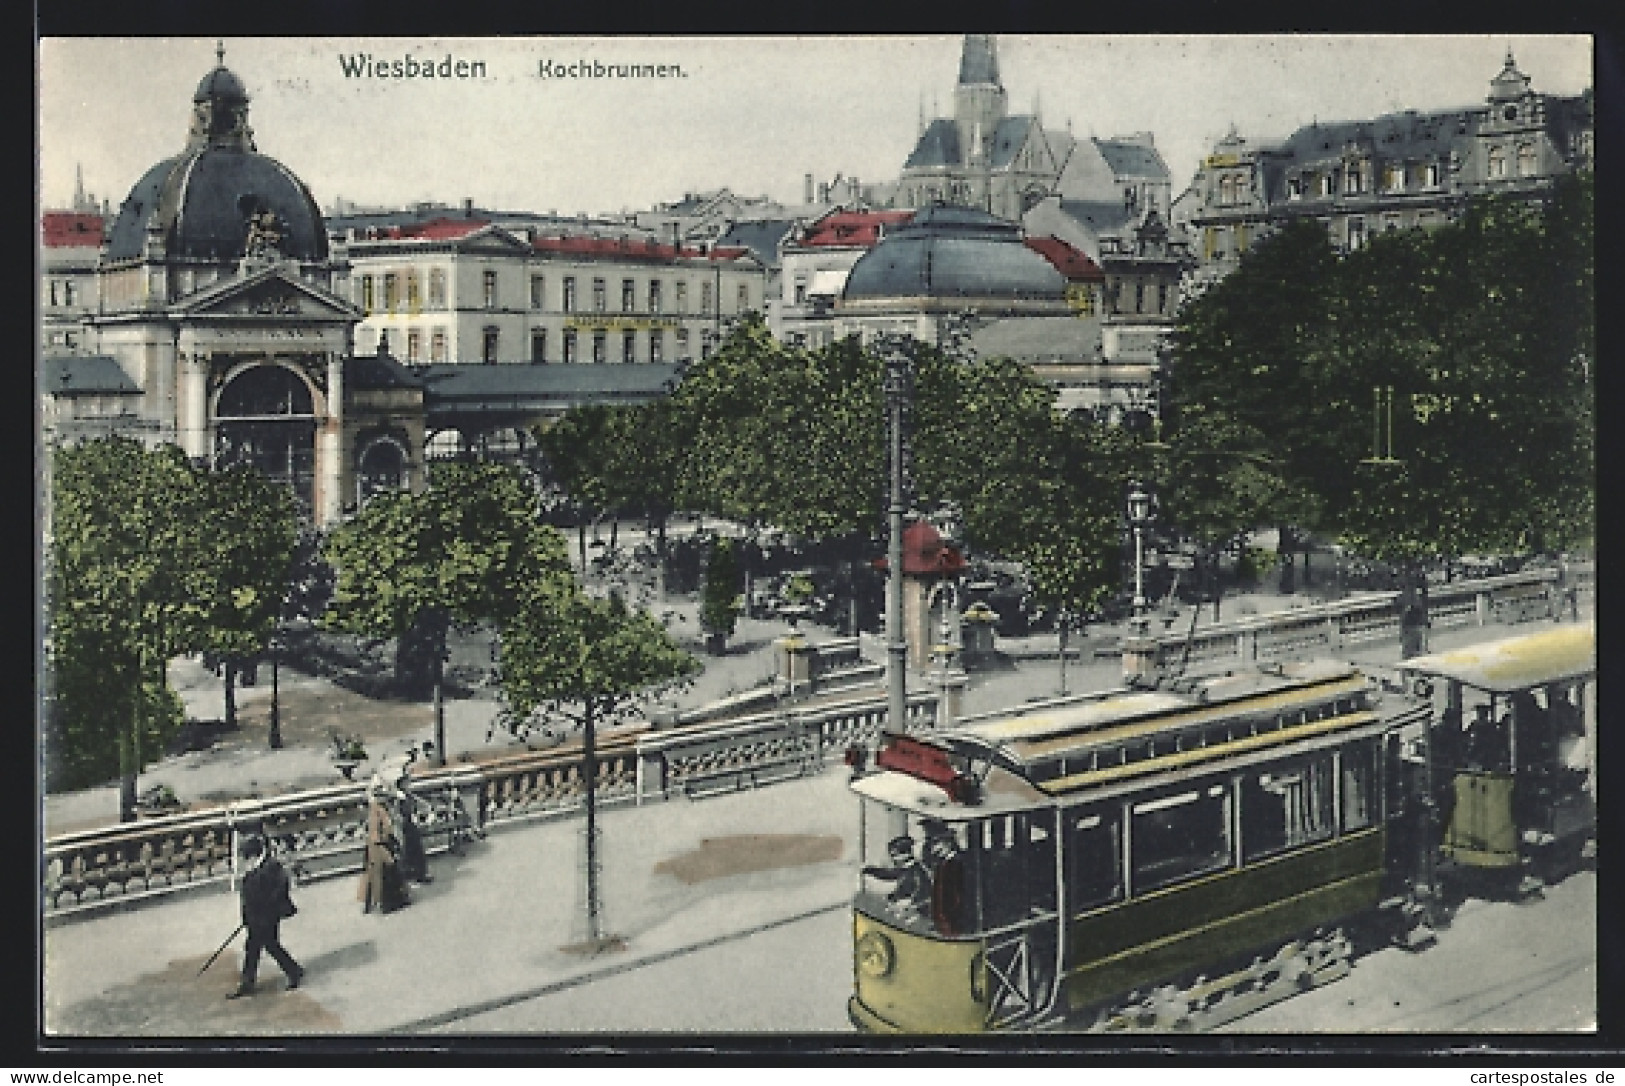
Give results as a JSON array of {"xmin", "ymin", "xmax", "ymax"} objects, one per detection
[{"xmin": 883, "ymin": 340, "xmax": 912, "ymax": 733}]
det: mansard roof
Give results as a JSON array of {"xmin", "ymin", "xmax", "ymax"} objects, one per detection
[
  {"xmin": 43, "ymin": 355, "xmax": 140, "ymax": 396},
  {"xmin": 1055, "ymin": 198, "xmax": 1138, "ymax": 237},
  {"xmin": 348, "ymin": 352, "xmax": 425, "ymax": 391},
  {"xmin": 1094, "ymin": 138, "xmax": 1170, "ymax": 180},
  {"xmin": 904, "ymin": 119, "xmax": 963, "ymax": 170}
]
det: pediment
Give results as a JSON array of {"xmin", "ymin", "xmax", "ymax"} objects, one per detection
[
  {"xmin": 174, "ymin": 267, "xmax": 360, "ymax": 321},
  {"xmin": 454, "ymin": 227, "xmax": 533, "ymax": 254}
]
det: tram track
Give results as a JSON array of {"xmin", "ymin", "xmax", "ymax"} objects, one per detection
[{"xmin": 384, "ymin": 898, "xmax": 850, "ymax": 1034}]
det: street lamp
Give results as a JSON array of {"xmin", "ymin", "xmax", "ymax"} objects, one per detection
[
  {"xmin": 267, "ymin": 628, "xmax": 283, "ymax": 750},
  {"xmin": 881, "ymin": 335, "xmax": 914, "ymax": 735},
  {"xmin": 1128, "ymin": 482, "xmax": 1153, "ymax": 634}
]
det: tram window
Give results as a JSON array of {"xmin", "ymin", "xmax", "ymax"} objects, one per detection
[
  {"xmin": 1065, "ymin": 807, "xmax": 1123, "ymax": 912},
  {"xmin": 1340, "ymin": 740, "xmax": 1379, "ymax": 832},
  {"xmin": 1241, "ymin": 755, "xmax": 1335, "ymax": 863},
  {"xmin": 858, "ymin": 805, "xmax": 978, "ymax": 937},
  {"xmin": 1130, "ymin": 784, "xmax": 1232, "ymax": 894},
  {"xmin": 977, "ymin": 813, "xmax": 1055, "ymax": 930}
]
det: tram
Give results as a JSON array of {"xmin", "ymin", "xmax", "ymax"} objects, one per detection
[
  {"xmin": 1399, "ymin": 622, "xmax": 1596, "ymax": 894},
  {"xmin": 846, "ymin": 623, "xmax": 1595, "ymax": 1033}
]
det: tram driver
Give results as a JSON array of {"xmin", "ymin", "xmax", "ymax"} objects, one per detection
[{"xmin": 864, "ymin": 835, "xmax": 933, "ymax": 920}]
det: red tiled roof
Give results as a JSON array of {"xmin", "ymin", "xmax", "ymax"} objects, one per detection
[
  {"xmin": 1024, "ymin": 235, "xmax": 1105, "ymax": 282},
  {"xmin": 384, "ymin": 217, "xmax": 491, "ymax": 240},
  {"xmin": 798, "ymin": 209, "xmax": 915, "ymax": 249},
  {"xmin": 42, "ymin": 212, "xmax": 105, "ymax": 248}
]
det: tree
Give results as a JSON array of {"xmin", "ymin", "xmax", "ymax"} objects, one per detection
[
  {"xmin": 322, "ymin": 461, "xmax": 572, "ymax": 764},
  {"xmin": 699, "ymin": 536, "xmax": 743, "ymax": 653},
  {"xmin": 497, "ymin": 586, "xmax": 698, "ymax": 947},
  {"xmin": 192, "ymin": 466, "xmax": 298, "ymax": 734},
  {"xmin": 47, "ymin": 439, "xmax": 210, "ymax": 815}
]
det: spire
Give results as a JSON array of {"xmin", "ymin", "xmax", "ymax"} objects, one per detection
[
  {"xmin": 216, "ymin": 39, "xmax": 226, "ymax": 66},
  {"xmin": 958, "ymin": 34, "xmax": 1000, "ymax": 87},
  {"xmin": 73, "ymin": 164, "xmax": 86, "ymax": 210}
]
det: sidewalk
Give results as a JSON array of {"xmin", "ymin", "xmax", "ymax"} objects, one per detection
[{"xmin": 44, "ymin": 768, "xmax": 859, "ymax": 1036}]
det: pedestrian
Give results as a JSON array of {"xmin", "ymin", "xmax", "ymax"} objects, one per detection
[
  {"xmin": 358, "ymin": 771, "xmax": 410, "ymax": 914},
  {"xmin": 862, "ymin": 835, "xmax": 931, "ymax": 920},
  {"xmin": 227, "ymin": 835, "xmax": 303, "ymax": 999},
  {"xmin": 392, "ymin": 758, "xmax": 433, "ymax": 885}
]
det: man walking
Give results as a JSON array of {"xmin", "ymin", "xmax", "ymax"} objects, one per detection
[{"xmin": 228, "ymin": 835, "xmax": 305, "ymax": 999}]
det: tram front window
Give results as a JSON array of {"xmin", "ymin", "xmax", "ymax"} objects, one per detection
[
  {"xmin": 858, "ymin": 805, "xmax": 975, "ymax": 937},
  {"xmin": 1131, "ymin": 784, "xmax": 1232, "ymax": 893}
]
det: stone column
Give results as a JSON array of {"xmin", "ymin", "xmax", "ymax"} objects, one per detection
[
  {"xmin": 319, "ymin": 349, "xmax": 345, "ymax": 527},
  {"xmin": 177, "ymin": 349, "xmax": 211, "ymax": 460}
]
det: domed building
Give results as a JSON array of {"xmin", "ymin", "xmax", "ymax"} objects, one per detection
[
  {"xmin": 837, "ymin": 204, "xmax": 1070, "ymax": 342},
  {"xmin": 50, "ymin": 47, "xmax": 427, "ymax": 526}
]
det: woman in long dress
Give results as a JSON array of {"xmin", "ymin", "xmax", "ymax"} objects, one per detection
[{"xmin": 357, "ymin": 773, "xmax": 410, "ymax": 914}]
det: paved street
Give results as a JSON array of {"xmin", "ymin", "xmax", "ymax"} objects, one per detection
[{"xmin": 42, "ymin": 607, "xmax": 1597, "ymax": 1039}]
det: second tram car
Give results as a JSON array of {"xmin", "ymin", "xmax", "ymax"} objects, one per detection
[{"xmin": 847, "ymin": 622, "xmax": 1595, "ymax": 1033}]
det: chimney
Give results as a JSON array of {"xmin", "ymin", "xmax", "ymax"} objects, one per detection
[
  {"xmin": 818, "ymin": 182, "xmax": 830, "ymax": 203},
  {"xmin": 463, "ymin": 197, "xmax": 474, "ymax": 216},
  {"xmin": 805, "ymin": 173, "xmax": 815, "ymax": 204}
]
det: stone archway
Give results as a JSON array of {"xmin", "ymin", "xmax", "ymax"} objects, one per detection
[
  {"xmin": 355, "ymin": 432, "xmax": 411, "ymax": 505},
  {"xmin": 212, "ymin": 363, "xmax": 318, "ymax": 512}
]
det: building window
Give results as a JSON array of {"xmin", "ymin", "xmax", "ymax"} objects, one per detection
[
  {"xmin": 622, "ymin": 330, "xmax": 636, "ymax": 364},
  {"xmin": 361, "ymin": 276, "xmax": 374, "ymax": 313},
  {"xmin": 406, "ymin": 274, "xmax": 421, "ymax": 312},
  {"xmin": 530, "ymin": 275, "xmax": 545, "ymax": 309},
  {"xmin": 622, "ymin": 279, "xmax": 636, "ymax": 313},
  {"xmin": 650, "ymin": 330, "xmax": 663, "ymax": 364},
  {"xmin": 63, "ymin": 281, "xmax": 77, "ymax": 307},
  {"xmin": 406, "ymin": 330, "xmax": 421, "ymax": 362},
  {"xmin": 649, "ymin": 280, "xmax": 663, "ymax": 314},
  {"xmin": 1286, "ymin": 176, "xmax": 1302, "ymax": 201},
  {"xmin": 384, "ymin": 273, "xmax": 399, "ymax": 312},
  {"xmin": 563, "ymin": 329, "xmax": 577, "ymax": 364},
  {"xmin": 563, "ymin": 277, "xmax": 577, "ymax": 313},
  {"xmin": 675, "ymin": 281, "xmax": 688, "ymax": 314},
  {"xmin": 737, "ymin": 284, "xmax": 750, "ymax": 313},
  {"xmin": 1218, "ymin": 176, "xmax": 1234, "ymax": 205},
  {"xmin": 701, "ymin": 281, "xmax": 713, "ymax": 314},
  {"xmin": 793, "ymin": 279, "xmax": 807, "ymax": 305},
  {"xmin": 431, "ymin": 329, "xmax": 447, "ymax": 362},
  {"xmin": 429, "ymin": 269, "xmax": 446, "ymax": 308},
  {"xmin": 1156, "ymin": 283, "xmax": 1168, "ymax": 315},
  {"xmin": 1517, "ymin": 145, "xmax": 1538, "ymax": 177},
  {"xmin": 1134, "ymin": 282, "xmax": 1145, "ymax": 314},
  {"xmin": 483, "ymin": 270, "xmax": 498, "ymax": 309},
  {"xmin": 1319, "ymin": 173, "xmax": 1336, "ymax": 198},
  {"xmin": 1488, "ymin": 147, "xmax": 1506, "ymax": 178},
  {"xmin": 592, "ymin": 330, "xmax": 607, "ymax": 364},
  {"xmin": 593, "ymin": 278, "xmax": 607, "ymax": 312},
  {"xmin": 532, "ymin": 329, "xmax": 547, "ymax": 364},
  {"xmin": 1424, "ymin": 162, "xmax": 1441, "ymax": 188},
  {"xmin": 1343, "ymin": 165, "xmax": 1362, "ymax": 194},
  {"xmin": 482, "ymin": 327, "xmax": 499, "ymax": 363},
  {"xmin": 1383, "ymin": 164, "xmax": 1404, "ymax": 192},
  {"xmin": 676, "ymin": 327, "xmax": 690, "ymax": 359},
  {"xmin": 1348, "ymin": 218, "xmax": 1366, "ymax": 250}
]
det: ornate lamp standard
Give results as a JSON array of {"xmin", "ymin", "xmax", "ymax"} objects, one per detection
[
  {"xmin": 880, "ymin": 336, "xmax": 914, "ymax": 734},
  {"xmin": 1127, "ymin": 481, "xmax": 1153, "ymax": 635}
]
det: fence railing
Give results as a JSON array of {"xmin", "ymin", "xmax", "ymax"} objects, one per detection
[
  {"xmin": 43, "ymin": 683, "xmax": 936, "ymax": 920},
  {"xmin": 1140, "ymin": 567, "xmax": 1571, "ymax": 675}
]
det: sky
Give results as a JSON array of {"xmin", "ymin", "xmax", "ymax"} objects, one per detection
[{"xmin": 38, "ymin": 35, "xmax": 1594, "ymax": 220}]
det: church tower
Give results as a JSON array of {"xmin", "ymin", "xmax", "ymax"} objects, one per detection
[{"xmin": 954, "ymin": 35, "xmax": 1007, "ymax": 165}]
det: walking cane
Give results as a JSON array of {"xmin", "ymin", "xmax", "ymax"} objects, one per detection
[{"xmin": 197, "ymin": 923, "xmax": 245, "ymax": 977}]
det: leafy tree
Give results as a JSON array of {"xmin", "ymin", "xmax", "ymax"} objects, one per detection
[
  {"xmin": 191, "ymin": 466, "xmax": 298, "ymax": 733},
  {"xmin": 497, "ymin": 586, "xmax": 698, "ymax": 944},
  {"xmin": 322, "ymin": 460, "xmax": 572, "ymax": 763},
  {"xmin": 699, "ymin": 536, "xmax": 743, "ymax": 651},
  {"xmin": 47, "ymin": 439, "xmax": 210, "ymax": 815}
]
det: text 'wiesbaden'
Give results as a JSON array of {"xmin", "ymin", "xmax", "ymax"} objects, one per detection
[{"xmin": 338, "ymin": 54, "xmax": 488, "ymax": 79}]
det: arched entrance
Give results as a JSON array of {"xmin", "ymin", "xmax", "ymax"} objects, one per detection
[
  {"xmin": 213, "ymin": 363, "xmax": 318, "ymax": 512},
  {"xmin": 355, "ymin": 434, "xmax": 409, "ymax": 504}
]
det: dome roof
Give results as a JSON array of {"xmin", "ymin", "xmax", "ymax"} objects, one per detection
[
  {"xmin": 194, "ymin": 64, "xmax": 248, "ymax": 103},
  {"xmin": 842, "ymin": 205, "xmax": 1066, "ymax": 304},
  {"xmin": 104, "ymin": 146, "xmax": 329, "ymax": 264}
]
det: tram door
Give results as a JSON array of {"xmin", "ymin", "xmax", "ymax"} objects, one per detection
[{"xmin": 970, "ymin": 811, "xmax": 1063, "ymax": 1027}]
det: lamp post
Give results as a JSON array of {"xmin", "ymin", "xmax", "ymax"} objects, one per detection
[
  {"xmin": 881, "ymin": 337, "xmax": 914, "ymax": 734},
  {"xmin": 1128, "ymin": 482, "xmax": 1152, "ymax": 635},
  {"xmin": 267, "ymin": 628, "xmax": 283, "ymax": 749}
]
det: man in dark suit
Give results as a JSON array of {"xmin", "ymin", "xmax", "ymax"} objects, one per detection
[{"xmin": 228, "ymin": 835, "xmax": 305, "ymax": 999}]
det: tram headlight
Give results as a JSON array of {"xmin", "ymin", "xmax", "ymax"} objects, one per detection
[{"xmin": 857, "ymin": 931, "xmax": 895, "ymax": 978}]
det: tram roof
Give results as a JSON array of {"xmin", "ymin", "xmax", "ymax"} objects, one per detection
[
  {"xmin": 945, "ymin": 658, "xmax": 1364, "ymax": 765},
  {"xmin": 1400, "ymin": 622, "xmax": 1595, "ymax": 693}
]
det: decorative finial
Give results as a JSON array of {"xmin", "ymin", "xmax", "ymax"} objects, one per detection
[
  {"xmin": 1505, "ymin": 45, "xmax": 1516, "ymax": 69},
  {"xmin": 216, "ymin": 39, "xmax": 226, "ymax": 66}
]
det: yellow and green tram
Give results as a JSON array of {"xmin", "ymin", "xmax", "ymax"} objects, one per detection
[
  {"xmin": 1400, "ymin": 622, "xmax": 1596, "ymax": 891},
  {"xmin": 848, "ymin": 657, "xmax": 1431, "ymax": 1033}
]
